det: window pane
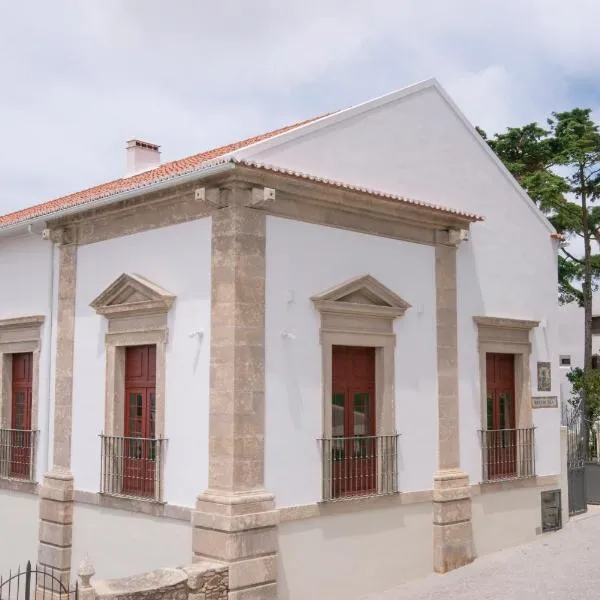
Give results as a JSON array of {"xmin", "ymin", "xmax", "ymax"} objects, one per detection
[
  {"xmin": 14, "ymin": 391, "xmax": 26, "ymax": 429},
  {"xmin": 486, "ymin": 394, "xmax": 494, "ymax": 430},
  {"xmin": 149, "ymin": 391, "xmax": 156, "ymax": 439},
  {"xmin": 128, "ymin": 393, "xmax": 143, "ymax": 437},
  {"xmin": 332, "ymin": 393, "xmax": 345, "ymax": 437},
  {"xmin": 499, "ymin": 392, "xmax": 511, "ymax": 429},
  {"xmin": 353, "ymin": 392, "xmax": 371, "ymax": 436}
]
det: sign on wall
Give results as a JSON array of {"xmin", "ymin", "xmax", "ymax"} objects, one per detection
[
  {"xmin": 537, "ymin": 361, "xmax": 552, "ymax": 392},
  {"xmin": 531, "ymin": 396, "xmax": 558, "ymax": 409}
]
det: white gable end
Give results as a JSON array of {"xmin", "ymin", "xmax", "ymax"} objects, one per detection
[{"xmin": 238, "ymin": 81, "xmax": 553, "ymax": 238}]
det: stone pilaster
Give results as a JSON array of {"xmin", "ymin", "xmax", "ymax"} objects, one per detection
[
  {"xmin": 38, "ymin": 470, "xmax": 74, "ymax": 590},
  {"xmin": 433, "ymin": 235, "xmax": 474, "ymax": 572},
  {"xmin": 192, "ymin": 185, "xmax": 278, "ymax": 599},
  {"xmin": 38, "ymin": 231, "xmax": 77, "ymax": 589}
]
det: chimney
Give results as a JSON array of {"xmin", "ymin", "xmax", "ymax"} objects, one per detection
[{"xmin": 126, "ymin": 139, "xmax": 161, "ymax": 176}]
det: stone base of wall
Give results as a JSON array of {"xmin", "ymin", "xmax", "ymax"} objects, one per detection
[
  {"xmin": 90, "ymin": 561, "xmax": 228, "ymax": 600},
  {"xmin": 432, "ymin": 469, "xmax": 474, "ymax": 573}
]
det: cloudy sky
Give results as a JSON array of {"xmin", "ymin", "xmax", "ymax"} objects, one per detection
[{"xmin": 1, "ymin": 0, "xmax": 600, "ymax": 215}]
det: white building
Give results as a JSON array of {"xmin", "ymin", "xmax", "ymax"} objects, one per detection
[{"xmin": 0, "ymin": 79, "xmax": 564, "ymax": 600}]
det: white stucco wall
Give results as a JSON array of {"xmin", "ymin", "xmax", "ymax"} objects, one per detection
[
  {"xmin": 556, "ymin": 293, "xmax": 600, "ymax": 406},
  {"xmin": 71, "ymin": 218, "xmax": 212, "ymax": 508},
  {"xmin": 0, "ymin": 491, "xmax": 39, "ymax": 569},
  {"xmin": 0, "ymin": 232, "xmax": 56, "ymax": 481},
  {"xmin": 257, "ymin": 84, "xmax": 562, "ymax": 487},
  {"xmin": 265, "ymin": 217, "xmax": 438, "ymax": 507},
  {"xmin": 278, "ymin": 503, "xmax": 432, "ymax": 600},
  {"xmin": 71, "ymin": 503, "xmax": 190, "ymax": 580}
]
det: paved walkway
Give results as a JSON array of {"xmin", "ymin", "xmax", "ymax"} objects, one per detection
[{"xmin": 364, "ymin": 510, "xmax": 600, "ymax": 600}]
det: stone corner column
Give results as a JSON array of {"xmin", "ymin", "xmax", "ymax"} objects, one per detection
[
  {"xmin": 192, "ymin": 185, "xmax": 278, "ymax": 599},
  {"xmin": 433, "ymin": 232, "xmax": 474, "ymax": 573},
  {"xmin": 38, "ymin": 469, "xmax": 75, "ymax": 590},
  {"xmin": 432, "ymin": 469, "xmax": 474, "ymax": 572},
  {"xmin": 192, "ymin": 490, "xmax": 279, "ymax": 599},
  {"xmin": 38, "ymin": 228, "xmax": 78, "ymax": 591}
]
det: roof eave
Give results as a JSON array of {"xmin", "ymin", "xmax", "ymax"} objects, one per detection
[{"xmin": 0, "ymin": 161, "xmax": 237, "ymax": 237}]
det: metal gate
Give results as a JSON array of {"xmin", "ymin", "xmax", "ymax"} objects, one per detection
[
  {"xmin": 565, "ymin": 404, "xmax": 587, "ymax": 516},
  {"xmin": 0, "ymin": 561, "xmax": 78, "ymax": 600}
]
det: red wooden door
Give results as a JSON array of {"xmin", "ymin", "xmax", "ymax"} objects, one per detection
[
  {"xmin": 331, "ymin": 346, "xmax": 376, "ymax": 497},
  {"xmin": 123, "ymin": 345, "xmax": 156, "ymax": 497},
  {"xmin": 486, "ymin": 353, "xmax": 516, "ymax": 479},
  {"xmin": 11, "ymin": 353, "xmax": 33, "ymax": 478}
]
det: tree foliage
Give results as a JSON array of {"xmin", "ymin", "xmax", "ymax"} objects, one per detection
[{"xmin": 479, "ymin": 109, "xmax": 600, "ymax": 427}]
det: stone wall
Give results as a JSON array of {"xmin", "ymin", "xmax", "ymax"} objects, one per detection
[{"xmin": 83, "ymin": 560, "xmax": 228, "ymax": 600}]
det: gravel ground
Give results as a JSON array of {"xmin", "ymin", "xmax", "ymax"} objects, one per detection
[{"xmin": 363, "ymin": 510, "xmax": 600, "ymax": 600}]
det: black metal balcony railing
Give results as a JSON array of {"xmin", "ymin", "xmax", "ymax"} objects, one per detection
[
  {"xmin": 100, "ymin": 435, "xmax": 167, "ymax": 502},
  {"xmin": 480, "ymin": 428, "xmax": 535, "ymax": 482},
  {"xmin": 0, "ymin": 428, "xmax": 38, "ymax": 482},
  {"xmin": 319, "ymin": 434, "xmax": 399, "ymax": 501}
]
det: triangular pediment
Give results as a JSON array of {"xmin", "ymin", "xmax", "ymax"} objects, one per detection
[
  {"xmin": 311, "ymin": 275, "xmax": 410, "ymax": 317},
  {"xmin": 90, "ymin": 273, "xmax": 175, "ymax": 317}
]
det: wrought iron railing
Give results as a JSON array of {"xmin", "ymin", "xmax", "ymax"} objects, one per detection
[
  {"xmin": 0, "ymin": 560, "xmax": 78, "ymax": 600},
  {"xmin": 319, "ymin": 434, "xmax": 399, "ymax": 501},
  {"xmin": 0, "ymin": 429, "xmax": 38, "ymax": 482},
  {"xmin": 480, "ymin": 428, "xmax": 535, "ymax": 482},
  {"xmin": 99, "ymin": 435, "xmax": 167, "ymax": 502}
]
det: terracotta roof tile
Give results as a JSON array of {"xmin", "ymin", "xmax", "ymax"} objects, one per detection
[
  {"xmin": 0, "ymin": 115, "xmax": 327, "ymax": 229},
  {"xmin": 233, "ymin": 159, "xmax": 483, "ymax": 222}
]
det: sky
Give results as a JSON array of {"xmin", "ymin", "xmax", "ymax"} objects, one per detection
[{"xmin": 2, "ymin": 0, "xmax": 600, "ymax": 215}]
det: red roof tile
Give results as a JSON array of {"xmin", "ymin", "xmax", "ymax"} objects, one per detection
[{"xmin": 0, "ymin": 115, "xmax": 327, "ymax": 229}]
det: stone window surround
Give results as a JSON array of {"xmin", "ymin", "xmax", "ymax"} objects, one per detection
[
  {"xmin": 0, "ymin": 315, "xmax": 45, "ymax": 433},
  {"xmin": 474, "ymin": 316, "xmax": 539, "ymax": 483},
  {"xmin": 474, "ymin": 316, "xmax": 539, "ymax": 431},
  {"xmin": 312, "ymin": 275, "xmax": 410, "ymax": 499},
  {"xmin": 0, "ymin": 315, "xmax": 44, "ymax": 489},
  {"xmin": 90, "ymin": 273, "xmax": 175, "ymax": 503}
]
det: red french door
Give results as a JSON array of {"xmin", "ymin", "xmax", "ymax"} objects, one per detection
[
  {"xmin": 331, "ymin": 345, "xmax": 376, "ymax": 497},
  {"xmin": 123, "ymin": 345, "xmax": 156, "ymax": 497},
  {"xmin": 486, "ymin": 353, "xmax": 517, "ymax": 479},
  {"xmin": 11, "ymin": 353, "xmax": 33, "ymax": 478}
]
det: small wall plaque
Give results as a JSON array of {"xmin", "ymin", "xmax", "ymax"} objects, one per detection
[
  {"xmin": 541, "ymin": 489, "xmax": 562, "ymax": 532},
  {"xmin": 537, "ymin": 361, "xmax": 552, "ymax": 392},
  {"xmin": 532, "ymin": 396, "xmax": 558, "ymax": 409}
]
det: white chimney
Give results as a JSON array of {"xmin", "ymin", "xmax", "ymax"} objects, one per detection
[{"xmin": 126, "ymin": 139, "xmax": 161, "ymax": 176}]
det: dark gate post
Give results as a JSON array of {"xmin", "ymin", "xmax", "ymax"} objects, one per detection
[{"xmin": 24, "ymin": 561, "xmax": 31, "ymax": 600}]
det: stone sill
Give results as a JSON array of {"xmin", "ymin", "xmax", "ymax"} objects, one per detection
[
  {"xmin": 0, "ymin": 476, "xmax": 38, "ymax": 494},
  {"xmin": 75, "ymin": 490, "xmax": 191, "ymax": 521},
  {"xmin": 475, "ymin": 474, "xmax": 559, "ymax": 495},
  {"xmin": 280, "ymin": 489, "xmax": 433, "ymax": 522}
]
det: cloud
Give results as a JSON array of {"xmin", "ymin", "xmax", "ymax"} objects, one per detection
[{"xmin": 1, "ymin": 0, "xmax": 600, "ymax": 214}]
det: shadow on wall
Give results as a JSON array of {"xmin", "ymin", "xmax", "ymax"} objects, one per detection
[
  {"xmin": 277, "ymin": 502, "xmax": 433, "ymax": 600},
  {"xmin": 471, "ymin": 486, "xmax": 543, "ymax": 558}
]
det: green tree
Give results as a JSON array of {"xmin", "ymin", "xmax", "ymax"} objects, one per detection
[{"xmin": 479, "ymin": 109, "xmax": 600, "ymax": 432}]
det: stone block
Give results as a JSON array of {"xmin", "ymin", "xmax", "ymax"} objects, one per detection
[
  {"xmin": 228, "ymin": 582, "xmax": 277, "ymax": 600},
  {"xmin": 433, "ymin": 498, "xmax": 472, "ymax": 524},
  {"xmin": 39, "ymin": 520, "xmax": 72, "ymax": 547},
  {"xmin": 39, "ymin": 497, "xmax": 74, "ymax": 524},
  {"xmin": 433, "ymin": 520, "xmax": 474, "ymax": 573},
  {"xmin": 228, "ymin": 555, "xmax": 276, "ymax": 590},
  {"xmin": 192, "ymin": 526, "xmax": 277, "ymax": 562},
  {"xmin": 38, "ymin": 542, "xmax": 72, "ymax": 570}
]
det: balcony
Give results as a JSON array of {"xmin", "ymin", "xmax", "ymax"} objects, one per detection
[
  {"xmin": 100, "ymin": 435, "xmax": 167, "ymax": 502},
  {"xmin": 480, "ymin": 428, "xmax": 535, "ymax": 482},
  {"xmin": 319, "ymin": 434, "xmax": 399, "ymax": 501},
  {"xmin": 0, "ymin": 428, "xmax": 38, "ymax": 482}
]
